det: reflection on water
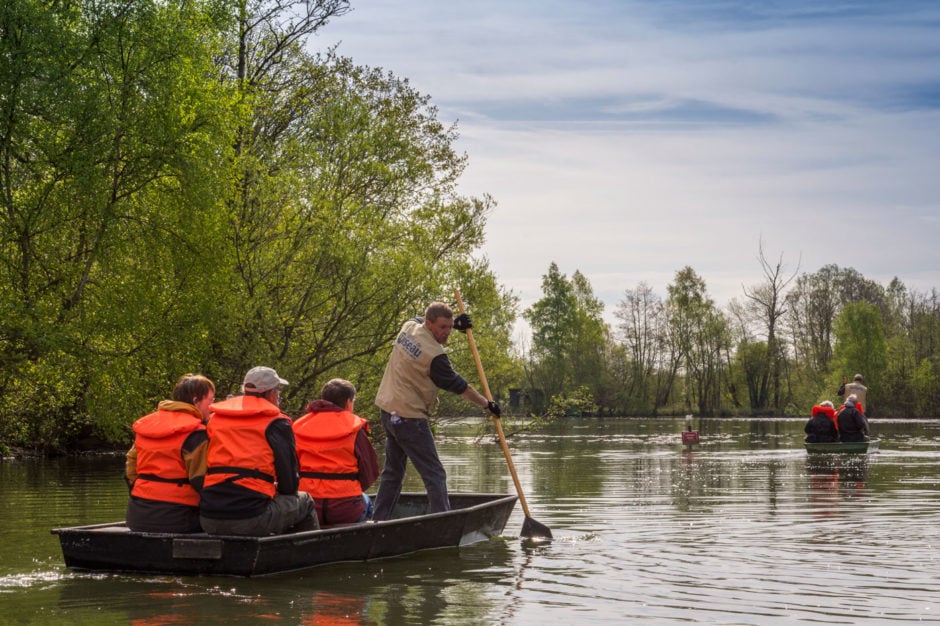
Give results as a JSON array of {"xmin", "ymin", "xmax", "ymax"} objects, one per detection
[
  {"xmin": 45, "ymin": 540, "xmax": 514, "ymax": 624},
  {"xmin": 3, "ymin": 418, "xmax": 940, "ymax": 624}
]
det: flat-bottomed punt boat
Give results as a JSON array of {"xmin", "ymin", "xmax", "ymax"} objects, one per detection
[
  {"xmin": 52, "ymin": 492, "xmax": 516, "ymax": 577},
  {"xmin": 804, "ymin": 438, "xmax": 879, "ymax": 454}
]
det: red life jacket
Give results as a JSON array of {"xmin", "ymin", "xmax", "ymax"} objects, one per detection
[
  {"xmin": 837, "ymin": 401, "xmax": 865, "ymax": 416},
  {"xmin": 812, "ymin": 404, "xmax": 838, "ymax": 431},
  {"xmin": 293, "ymin": 408, "xmax": 368, "ymax": 499},
  {"xmin": 131, "ymin": 409, "xmax": 205, "ymax": 506},
  {"xmin": 203, "ymin": 395, "xmax": 284, "ymax": 499}
]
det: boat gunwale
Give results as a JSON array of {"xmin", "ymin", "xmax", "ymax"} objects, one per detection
[
  {"xmin": 51, "ymin": 492, "xmax": 518, "ymax": 540},
  {"xmin": 804, "ymin": 438, "xmax": 880, "ymax": 453}
]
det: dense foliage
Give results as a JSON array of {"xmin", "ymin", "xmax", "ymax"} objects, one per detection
[
  {"xmin": 0, "ymin": 0, "xmax": 516, "ymax": 452},
  {"xmin": 523, "ymin": 257, "xmax": 940, "ymax": 418},
  {"xmin": 3, "ymin": 2, "xmax": 937, "ymax": 454}
]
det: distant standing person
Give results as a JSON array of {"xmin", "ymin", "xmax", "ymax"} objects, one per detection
[
  {"xmin": 804, "ymin": 400, "xmax": 838, "ymax": 443},
  {"xmin": 837, "ymin": 394, "xmax": 870, "ymax": 442},
  {"xmin": 125, "ymin": 374, "xmax": 215, "ymax": 533},
  {"xmin": 838, "ymin": 374, "xmax": 868, "ymax": 411},
  {"xmin": 199, "ymin": 366, "xmax": 317, "ymax": 536},
  {"xmin": 372, "ymin": 302, "xmax": 501, "ymax": 520},
  {"xmin": 294, "ymin": 378, "xmax": 379, "ymax": 526}
]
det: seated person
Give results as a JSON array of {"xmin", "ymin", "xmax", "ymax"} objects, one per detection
[
  {"xmin": 293, "ymin": 379, "xmax": 379, "ymax": 525},
  {"xmin": 805, "ymin": 400, "xmax": 838, "ymax": 443},
  {"xmin": 836, "ymin": 394, "xmax": 870, "ymax": 442},
  {"xmin": 125, "ymin": 374, "xmax": 214, "ymax": 533},
  {"xmin": 199, "ymin": 366, "xmax": 317, "ymax": 536}
]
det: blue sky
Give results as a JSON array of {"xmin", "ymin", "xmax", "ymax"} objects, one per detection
[{"xmin": 315, "ymin": 1, "xmax": 940, "ymax": 336}]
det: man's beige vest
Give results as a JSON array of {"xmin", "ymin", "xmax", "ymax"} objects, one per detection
[
  {"xmin": 845, "ymin": 381, "xmax": 868, "ymax": 406},
  {"xmin": 375, "ymin": 320, "xmax": 445, "ymax": 419}
]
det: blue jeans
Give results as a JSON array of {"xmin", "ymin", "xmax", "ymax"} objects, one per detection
[
  {"xmin": 372, "ymin": 411, "xmax": 450, "ymax": 520},
  {"xmin": 360, "ymin": 493, "xmax": 374, "ymax": 522}
]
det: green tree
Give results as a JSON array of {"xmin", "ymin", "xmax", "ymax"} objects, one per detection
[
  {"xmin": 910, "ymin": 289, "xmax": 940, "ymax": 365},
  {"xmin": 214, "ymin": 47, "xmax": 502, "ymax": 411},
  {"xmin": 186, "ymin": 0, "xmax": 512, "ymax": 413},
  {"xmin": 522, "ymin": 263, "xmax": 611, "ymax": 414},
  {"xmin": 785, "ymin": 264, "xmax": 884, "ymax": 378},
  {"xmin": 912, "ymin": 357, "xmax": 940, "ymax": 417},
  {"xmin": 570, "ymin": 271, "xmax": 611, "ymax": 411},
  {"xmin": 523, "ymin": 262, "xmax": 577, "ymax": 406},
  {"xmin": 892, "ymin": 286, "xmax": 940, "ymax": 416},
  {"xmin": 666, "ymin": 267, "xmax": 729, "ymax": 415},
  {"xmin": 0, "ymin": 0, "xmax": 514, "ymax": 451},
  {"xmin": 879, "ymin": 278, "xmax": 917, "ymax": 415},
  {"xmin": 0, "ymin": 0, "xmax": 233, "ymax": 449},
  {"xmin": 832, "ymin": 302, "xmax": 888, "ymax": 413}
]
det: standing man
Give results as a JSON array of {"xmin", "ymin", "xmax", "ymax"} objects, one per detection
[
  {"xmin": 838, "ymin": 374, "xmax": 868, "ymax": 412},
  {"xmin": 372, "ymin": 302, "xmax": 500, "ymax": 519},
  {"xmin": 199, "ymin": 366, "xmax": 317, "ymax": 536}
]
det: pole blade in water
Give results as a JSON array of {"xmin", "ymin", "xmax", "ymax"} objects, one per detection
[{"xmin": 521, "ymin": 515, "xmax": 553, "ymax": 540}]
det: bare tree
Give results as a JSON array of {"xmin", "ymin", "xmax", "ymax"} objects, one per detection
[
  {"xmin": 615, "ymin": 282, "xmax": 675, "ymax": 412},
  {"xmin": 741, "ymin": 238, "xmax": 799, "ymax": 410}
]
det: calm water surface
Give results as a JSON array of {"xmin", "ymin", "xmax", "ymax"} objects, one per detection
[{"xmin": 2, "ymin": 417, "xmax": 940, "ymax": 624}]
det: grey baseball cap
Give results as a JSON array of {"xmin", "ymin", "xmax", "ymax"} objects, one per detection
[{"xmin": 242, "ymin": 366, "xmax": 288, "ymax": 393}]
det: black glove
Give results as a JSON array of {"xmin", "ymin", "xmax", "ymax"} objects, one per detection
[
  {"xmin": 486, "ymin": 400, "xmax": 501, "ymax": 417},
  {"xmin": 453, "ymin": 313, "xmax": 472, "ymax": 333}
]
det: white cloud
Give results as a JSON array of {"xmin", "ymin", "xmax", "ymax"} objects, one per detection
[{"xmin": 317, "ymin": 0, "xmax": 940, "ymax": 331}]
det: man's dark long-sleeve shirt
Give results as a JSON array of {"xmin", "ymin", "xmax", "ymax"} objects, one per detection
[{"xmin": 429, "ymin": 353, "xmax": 468, "ymax": 395}]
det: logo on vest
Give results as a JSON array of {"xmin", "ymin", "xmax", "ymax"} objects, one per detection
[{"xmin": 396, "ymin": 332, "xmax": 422, "ymax": 358}]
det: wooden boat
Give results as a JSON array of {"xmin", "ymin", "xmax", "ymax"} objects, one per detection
[
  {"xmin": 52, "ymin": 492, "xmax": 516, "ymax": 577},
  {"xmin": 804, "ymin": 438, "xmax": 879, "ymax": 454}
]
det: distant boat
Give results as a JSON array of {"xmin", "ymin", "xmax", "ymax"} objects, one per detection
[
  {"xmin": 52, "ymin": 492, "xmax": 516, "ymax": 577},
  {"xmin": 804, "ymin": 439, "xmax": 880, "ymax": 454}
]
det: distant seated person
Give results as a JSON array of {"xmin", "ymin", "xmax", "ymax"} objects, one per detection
[
  {"xmin": 199, "ymin": 366, "xmax": 318, "ymax": 536},
  {"xmin": 293, "ymin": 379, "xmax": 379, "ymax": 526},
  {"xmin": 805, "ymin": 400, "xmax": 838, "ymax": 443},
  {"xmin": 836, "ymin": 394, "xmax": 870, "ymax": 442},
  {"xmin": 125, "ymin": 374, "xmax": 214, "ymax": 533}
]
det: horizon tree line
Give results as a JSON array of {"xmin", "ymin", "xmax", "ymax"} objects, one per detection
[{"xmin": 520, "ymin": 252, "xmax": 940, "ymax": 419}]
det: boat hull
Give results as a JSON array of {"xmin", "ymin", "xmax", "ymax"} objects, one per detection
[
  {"xmin": 52, "ymin": 492, "xmax": 516, "ymax": 577},
  {"xmin": 804, "ymin": 438, "xmax": 879, "ymax": 454}
]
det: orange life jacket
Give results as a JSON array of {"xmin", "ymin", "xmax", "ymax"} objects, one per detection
[
  {"xmin": 811, "ymin": 404, "xmax": 838, "ymax": 431},
  {"xmin": 131, "ymin": 409, "xmax": 205, "ymax": 506},
  {"xmin": 203, "ymin": 395, "xmax": 284, "ymax": 499},
  {"xmin": 837, "ymin": 401, "xmax": 865, "ymax": 415},
  {"xmin": 293, "ymin": 409, "xmax": 369, "ymax": 499}
]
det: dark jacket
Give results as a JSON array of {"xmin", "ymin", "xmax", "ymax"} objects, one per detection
[
  {"xmin": 804, "ymin": 414, "xmax": 838, "ymax": 443},
  {"xmin": 837, "ymin": 406, "xmax": 869, "ymax": 442}
]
